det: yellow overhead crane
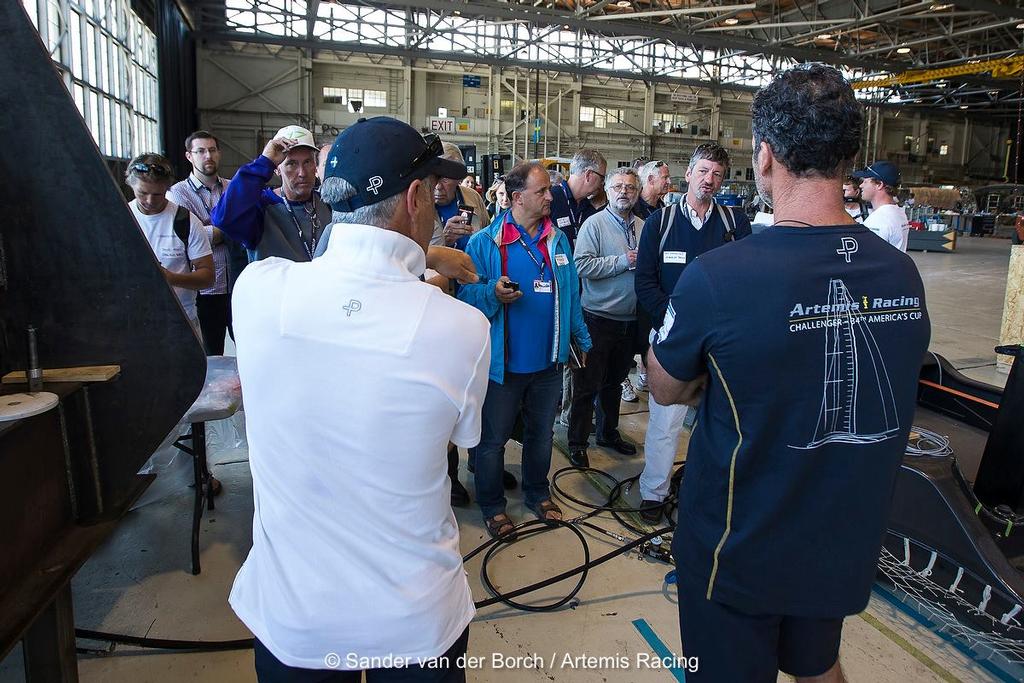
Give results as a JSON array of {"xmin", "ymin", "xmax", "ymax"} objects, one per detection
[{"xmin": 852, "ymin": 55, "xmax": 1024, "ymax": 90}]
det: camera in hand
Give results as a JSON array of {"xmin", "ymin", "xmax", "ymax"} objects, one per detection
[{"xmin": 504, "ymin": 280, "xmax": 520, "ymax": 292}]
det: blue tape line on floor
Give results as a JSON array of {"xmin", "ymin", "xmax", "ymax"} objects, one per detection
[{"xmin": 632, "ymin": 618, "xmax": 686, "ymax": 682}]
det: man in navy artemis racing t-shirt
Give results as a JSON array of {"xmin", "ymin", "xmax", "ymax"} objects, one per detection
[{"xmin": 647, "ymin": 64, "xmax": 931, "ymax": 683}]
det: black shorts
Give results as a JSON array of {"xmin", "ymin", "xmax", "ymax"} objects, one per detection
[{"xmin": 677, "ymin": 573, "xmax": 843, "ymax": 682}]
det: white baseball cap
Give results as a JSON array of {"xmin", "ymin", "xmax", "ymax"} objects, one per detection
[{"xmin": 273, "ymin": 125, "xmax": 318, "ymax": 152}]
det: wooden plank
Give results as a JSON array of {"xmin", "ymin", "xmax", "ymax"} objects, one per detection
[{"xmin": 2, "ymin": 366, "xmax": 120, "ymax": 385}]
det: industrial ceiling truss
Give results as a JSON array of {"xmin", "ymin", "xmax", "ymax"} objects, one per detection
[{"xmin": 184, "ymin": 0, "xmax": 1024, "ymax": 112}]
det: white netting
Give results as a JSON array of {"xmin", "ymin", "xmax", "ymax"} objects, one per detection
[{"xmin": 876, "ymin": 535, "xmax": 1024, "ymax": 674}]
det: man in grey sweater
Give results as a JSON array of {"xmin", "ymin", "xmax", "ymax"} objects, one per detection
[{"xmin": 567, "ymin": 168, "xmax": 645, "ymax": 468}]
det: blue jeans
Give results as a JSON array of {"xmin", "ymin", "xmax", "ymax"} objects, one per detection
[{"xmin": 475, "ymin": 364, "xmax": 561, "ymax": 519}]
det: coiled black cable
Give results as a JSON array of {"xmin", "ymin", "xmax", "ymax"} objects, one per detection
[{"xmin": 76, "ymin": 461, "xmax": 678, "ymax": 652}]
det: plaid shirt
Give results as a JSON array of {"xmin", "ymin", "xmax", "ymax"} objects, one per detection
[{"xmin": 168, "ymin": 174, "xmax": 230, "ymax": 295}]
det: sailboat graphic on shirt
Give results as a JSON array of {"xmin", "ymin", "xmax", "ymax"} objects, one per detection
[{"xmin": 791, "ymin": 278, "xmax": 900, "ymax": 450}]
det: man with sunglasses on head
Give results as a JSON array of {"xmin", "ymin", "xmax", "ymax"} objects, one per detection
[
  {"xmin": 126, "ymin": 153, "xmax": 215, "ymax": 336},
  {"xmin": 229, "ymin": 116, "xmax": 489, "ymax": 682},
  {"xmin": 854, "ymin": 160, "xmax": 909, "ymax": 251},
  {"xmin": 634, "ymin": 142, "xmax": 752, "ymax": 524},
  {"xmin": 634, "ymin": 160, "xmax": 672, "ymax": 220},
  {"xmin": 567, "ymin": 167, "xmax": 645, "ymax": 469}
]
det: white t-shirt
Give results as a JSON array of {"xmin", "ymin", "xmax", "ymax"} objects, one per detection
[
  {"xmin": 129, "ymin": 199, "xmax": 213, "ymax": 324},
  {"xmin": 864, "ymin": 203, "xmax": 909, "ymax": 251},
  {"xmin": 845, "ymin": 205, "xmax": 865, "ymax": 223},
  {"xmin": 229, "ymin": 223, "xmax": 491, "ymax": 669}
]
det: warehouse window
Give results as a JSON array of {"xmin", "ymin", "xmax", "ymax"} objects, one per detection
[
  {"xmin": 20, "ymin": 0, "xmax": 159, "ymax": 159},
  {"xmin": 580, "ymin": 105, "xmax": 596, "ymax": 122},
  {"xmin": 323, "ymin": 86, "xmax": 347, "ymax": 104},
  {"xmin": 939, "ymin": 144, "xmax": 949, "ymax": 156},
  {"xmin": 364, "ymin": 89, "xmax": 387, "ymax": 108}
]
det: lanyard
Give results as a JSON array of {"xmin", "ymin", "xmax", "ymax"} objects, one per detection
[
  {"xmin": 516, "ymin": 235, "xmax": 548, "ymax": 279},
  {"xmin": 284, "ymin": 198, "xmax": 321, "ymax": 259},
  {"xmin": 561, "ymin": 182, "xmax": 580, "ymax": 227},
  {"xmin": 605, "ymin": 207, "xmax": 636, "ymax": 249},
  {"xmin": 188, "ymin": 176, "xmax": 220, "ymax": 215}
]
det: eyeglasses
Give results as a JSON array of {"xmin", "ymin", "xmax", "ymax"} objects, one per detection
[
  {"xmin": 610, "ymin": 183, "xmax": 638, "ymax": 193},
  {"xmin": 130, "ymin": 161, "xmax": 171, "ymax": 176},
  {"xmin": 588, "ymin": 168, "xmax": 606, "ymax": 181},
  {"xmin": 400, "ymin": 133, "xmax": 444, "ymax": 179}
]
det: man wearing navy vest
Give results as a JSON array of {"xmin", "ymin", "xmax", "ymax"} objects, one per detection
[
  {"xmin": 648, "ymin": 63, "xmax": 930, "ymax": 683},
  {"xmin": 551, "ymin": 149, "xmax": 606, "ymax": 426},
  {"xmin": 634, "ymin": 142, "xmax": 751, "ymax": 523}
]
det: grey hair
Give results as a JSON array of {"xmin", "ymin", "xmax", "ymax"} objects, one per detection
[
  {"xmin": 320, "ymin": 176, "xmax": 404, "ymax": 229},
  {"xmin": 687, "ymin": 142, "xmax": 730, "ymax": 173},
  {"xmin": 441, "ymin": 142, "xmax": 465, "ymax": 164},
  {"xmin": 604, "ymin": 167, "xmax": 639, "ymax": 192},
  {"xmin": 637, "ymin": 160, "xmax": 666, "ymax": 188},
  {"xmin": 569, "ymin": 148, "xmax": 606, "ymax": 177}
]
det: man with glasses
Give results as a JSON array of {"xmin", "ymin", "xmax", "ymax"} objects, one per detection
[
  {"xmin": 168, "ymin": 130, "xmax": 243, "ymax": 355},
  {"xmin": 567, "ymin": 168, "xmax": 645, "ymax": 468},
  {"xmin": 635, "ymin": 160, "xmax": 672, "ymax": 220},
  {"xmin": 549, "ymin": 149, "xmax": 607, "ymax": 247},
  {"xmin": 634, "ymin": 142, "xmax": 751, "ymax": 523},
  {"xmin": 552, "ymin": 149, "xmax": 606, "ymax": 426}
]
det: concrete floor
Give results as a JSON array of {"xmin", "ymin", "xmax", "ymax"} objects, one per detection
[{"xmin": 0, "ymin": 236, "xmax": 1018, "ymax": 682}]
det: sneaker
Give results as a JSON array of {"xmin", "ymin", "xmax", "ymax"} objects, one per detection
[
  {"xmin": 639, "ymin": 499, "xmax": 663, "ymax": 524},
  {"xmin": 621, "ymin": 380, "xmax": 638, "ymax": 403},
  {"xmin": 636, "ymin": 373, "xmax": 648, "ymax": 392}
]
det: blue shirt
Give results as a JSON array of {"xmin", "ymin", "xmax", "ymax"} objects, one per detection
[
  {"xmin": 653, "ymin": 225, "xmax": 930, "ymax": 617},
  {"xmin": 435, "ymin": 197, "xmax": 468, "ymax": 251},
  {"xmin": 505, "ymin": 222, "xmax": 555, "ymax": 374}
]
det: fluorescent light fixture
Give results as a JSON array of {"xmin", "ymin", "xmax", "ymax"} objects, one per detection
[
  {"xmin": 723, "ymin": 18, "xmax": 739, "ymax": 25},
  {"xmin": 616, "ymin": 1, "xmax": 631, "ymax": 6},
  {"xmin": 959, "ymin": 105, "xmax": 968, "ymax": 109},
  {"xmin": 932, "ymin": 3, "xmax": 953, "ymax": 9},
  {"xmin": 896, "ymin": 47, "xmax": 912, "ymax": 54},
  {"xmin": 1017, "ymin": 22, "xmax": 1024, "ymax": 29},
  {"xmin": 816, "ymin": 34, "xmax": 833, "ymax": 40}
]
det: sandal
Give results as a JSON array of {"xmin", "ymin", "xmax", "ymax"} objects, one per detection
[
  {"xmin": 485, "ymin": 512, "xmax": 518, "ymax": 541},
  {"xmin": 529, "ymin": 499, "xmax": 563, "ymax": 523}
]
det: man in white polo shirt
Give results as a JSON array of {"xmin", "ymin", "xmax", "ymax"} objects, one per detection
[
  {"xmin": 854, "ymin": 160, "xmax": 909, "ymax": 251},
  {"xmin": 229, "ymin": 117, "xmax": 490, "ymax": 681}
]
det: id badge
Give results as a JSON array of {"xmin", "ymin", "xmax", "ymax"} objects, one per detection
[{"xmin": 534, "ymin": 279, "xmax": 553, "ymax": 294}]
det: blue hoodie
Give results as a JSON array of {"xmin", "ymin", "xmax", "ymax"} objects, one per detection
[{"xmin": 459, "ymin": 213, "xmax": 592, "ymax": 384}]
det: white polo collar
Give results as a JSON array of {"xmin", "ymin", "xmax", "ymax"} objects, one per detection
[{"xmin": 321, "ymin": 222, "xmax": 426, "ymax": 279}]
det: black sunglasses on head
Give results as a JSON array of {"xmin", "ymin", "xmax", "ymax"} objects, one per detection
[
  {"xmin": 400, "ymin": 133, "xmax": 444, "ymax": 179},
  {"xmin": 130, "ymin": 161, "xmax": 171, "ymax": 176}
]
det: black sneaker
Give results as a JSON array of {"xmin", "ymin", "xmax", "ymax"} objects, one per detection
[
  {"xmin": 596, "ymin": 432, "xmax": 637, "ymax": 456},
  {"xmin": 450, "ymin": 477, "xmax": 471, "ymax": 507},
  {"xmin": 568, "ymin": 449, "xmax": 590, "ymax": 468},
  {"xmin": 639, "ymin": 499, "xmax": 663, "ymax": 524}
]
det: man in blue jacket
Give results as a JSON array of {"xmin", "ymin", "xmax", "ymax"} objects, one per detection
[
  {"xmin": 459, "ymin": 161, "xmax": 592, "ymax": 538},
  {"xmin": 212, "ymin": 125, "xmax": 332, "ymax": 263},
  {"xmin": 634, "ymin": 142, "xmax": 752, "ymax": 524}
]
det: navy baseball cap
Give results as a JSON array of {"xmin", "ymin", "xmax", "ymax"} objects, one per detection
[
  {"xmin": 323, "ymin": 117, "xmax": 466, "ymax": 211},
  {"xmin": 852, "ymin": 160, "xmax": 900, "ymax": 188}
]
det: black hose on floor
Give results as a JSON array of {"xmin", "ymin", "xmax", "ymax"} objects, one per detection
[{"xmin": 76, "ymin": 460, "xmax": 681, "ymax": 653}]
